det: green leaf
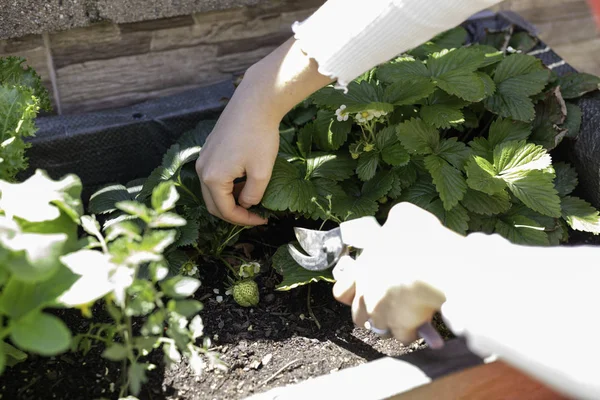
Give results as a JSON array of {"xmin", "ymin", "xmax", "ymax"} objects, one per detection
[
  {"xmin": 425, "ymin": 200, "xmax": 469, "ymax": 235},
  {"xmin": 2, "ymin": 232, "xmax": 69, "ymax": 283},
  {"xmin": 58, "ymin": 250, "xmax": 117, "ymax": 306},
  {"xmin": 465, "ymin": 156, "xmax": 506, "ymax": 195},
  {"xmin": 160, "ymin": 276, "xmax": 201, "ymax": 299},
  {"xmin": 2, "ymin": 341, "xmax": 28, "ymax": 368},
  {"xmin": 262, "ymin": 158, "xmax": 318, "ymax": 214},
  {"xmin": 80, "ymin": 215, "xmax": 102, "ymax": 239},
  {"xmin": 437, "ymin": 138, "xmax": 471, "ymax": 170},
  {"xmin": 469, "ymin": 137, "xmax": 492, "ymax": 160},
  {"xmin": 334, "ymin": 172, "xmax": 394, "ymax": 219},
  {"xmin": 148, "ymin": 212, "xmax": 187, "ymax": 228},
  {"xmin": 562, "ymin": 103, "xmax": 582, "ymax": 139},
  {"xmin": 0, "ymin": 170, "xmax": 83, "ymax": 223},
  {"xmin": 88, "ymin": 184, "xmax": 132, "ymax": 215},
  {"xmin": 0, "ymin": 57, "xmax": 51, "ymax": 109},
  {"xmin": 495, "ymin": 215, "xmax": 549, "ymax": 246},
  {"xmin": 420, "ymin": 104, "xmax": 464, "ymax": 129},
  {"xmin": 400, "ymin": 180, "xmax": 438, "ymax": 208},
  {"xmin": 397, "ymin": 118, "xmax": 439, "ymax": 155},
  {"xmin": 428, "ymin": 48, "xmax": 486, "ymax": 101},
  {"xmin": 460, "ymin": 188, "xmax": 511, "ymax": 216},
  {"xmin": 493, "ymin": 140, "xmax": 551, "ymax": 175},
  {"xmin": 128, "ymin": 362, "xmax": 149, "ymax": 396},
  {"xmin": 553, "ymin": 162, "xmax": 578, "ymax": 197},
  {"xmin": 0, "ymin": 265, "xmax": 76, "ymax": 319},
  {"xmin": 503, "ymin": 170, "xmax": 561, "ymax": 217},
  {"xmin": 173, "ymin": 218, "xmax": 199, "ymax": 248},
  {"xmin": 356, "ymin": 151, "xmax": 379, "ymax": 181},
  {"xmin": 306, "ymin": 153, "xmax": 356, "ymax": 181},
  {"xmin": 557, "ymin": 73, "xmax": 600, "ymax": 99},
  {"xmin": 560, "ymin": 196, "xmax": 600, "ymax": 234},
  {"xmin": 424, "ymin": 155, "xmax": 466, "ymax": 210},
  {"xmin": 384, "ymin": 79, "xmax": 436, "ymax": 105},
  {"xmin": 484, "ymin": 54, "xmax": 550, "ymax": 121},
  {"xmin": 116, "ymin": 201, "xmax": 152, "ymax": 223},
  {"xmin": 102, "ymin": 344, "xmax": 128, "ymax": 361},
  {"xmin": 477, "ymin": 72, "xmax": 496, "ymax": 97},
  {"xmin": 11, "ymin": 312, "xmax": 71, "ymax": 356},
  {"xmin": 296, "ymin": 122, "xmax": 314, "ymax": 158},
  {"xmin": 311, "ymin": 80, "xmax": 384, "ymax": 109},
  {"xmin": 487, "ymin": 118, "xmax": 532, "ymax": 147},
  {"xmin": 314, "ymin": 111, "xmax": 351, "ymax": 151},
  {"xmin": 151, "ymin": 181, "xmax": 180, "ymax": 213},
  {"xmin": 272, "ymin": 245, "xmax": 334, "ymax": 291},
  {"xmin": 509, "ymin": 32, "xmax": 539, "ymax": 52},
  {"xmin": 381, "ymin": 143, "xmax": 410, "ymax": 167},
  {"xmin": 105, "ymin": 220, "xmax": 142, "ymax": 242},
  {"xmin": 377, "ymin": 57, "xmax": 429, "ymax": 84},
  {"xmin": 530, "ymin": 87, "xmax": 568, "ymax": 150},
  {"xmin": 138, "ymin": 143, "xmax": 201, "ymax": 200},
  {"xmin": 167, "ymin": 299, "xmax": 204, "ymax": 318}
]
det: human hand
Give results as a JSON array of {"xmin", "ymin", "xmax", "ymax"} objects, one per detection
[
  {"xmin": 195, "ymin": 38, "xmax": 333, "ymax": 226},
  {"xmin": 195, "ymin": 80, "xmax": 279, "ymax": 226},
  {"xmin": 332, "ymin": 202, "xmax": 471, "ymax": 344}
]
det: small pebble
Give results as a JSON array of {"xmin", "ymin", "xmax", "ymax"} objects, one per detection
[{"xmin": 261, "ymin": 353, "xmax": 273, "ymax": 366}]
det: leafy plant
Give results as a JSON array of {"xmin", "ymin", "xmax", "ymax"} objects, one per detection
[
  {"xmin": 0, "ymin": 57, "xmax": 51, "ymax": 181},
  {"xmin": 0, "ymin": 171, "xmax": 82, "ymax": 371},
  {"xmin": 71, "ymin": 181, "xmax": 222, "ymax": 397},
  {"xmin": 261, "ymin": 27, "xmax": 600, "ymax": 288}
]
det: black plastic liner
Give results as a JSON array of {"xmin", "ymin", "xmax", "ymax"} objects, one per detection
[{"xmin": 25, "ymin": 11, "xmax": 600, "ymax": 205}]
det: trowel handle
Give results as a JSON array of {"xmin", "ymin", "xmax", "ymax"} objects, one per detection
[{"xmin": 418, "ymin": 322, "xmax": 445, "ymax": 349}]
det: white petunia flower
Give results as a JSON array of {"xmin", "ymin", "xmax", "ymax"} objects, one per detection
[{"xmin": 335, "ymin": 105, "xmax": 349, "ymax": 122}]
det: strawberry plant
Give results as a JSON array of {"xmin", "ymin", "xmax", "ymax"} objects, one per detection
[{"xmin": 260, "ymin": 27, "xmax": 600, "ymax": 288}]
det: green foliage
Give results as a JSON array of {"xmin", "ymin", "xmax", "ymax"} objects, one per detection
[
  {"xmin": 0, "ymin": 57, "xmax": 51, "ymax": 181},
  {"xmin": 259, "ymin": 26, "xmax": 600, "ymax": 287}
]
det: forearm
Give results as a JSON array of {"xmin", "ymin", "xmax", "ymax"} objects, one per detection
[{"xmin": 240, "ymin": 38, "xmax": 333, "ymax": 122}]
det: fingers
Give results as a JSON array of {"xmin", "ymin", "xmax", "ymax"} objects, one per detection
[
  {"xmin": 200, "ymin": 178, "xmax": 267, "ymax": 226},
  {"xmin": 197, "ymin": 161, "xmax": 267, "ymax": 226},
  {"xmin": 238, "ymin": 166, "xmax": 272, "ymax": 209},
  {"xmin": 332, "ymin": 257, "xmax": 356, "ymax": 305}
]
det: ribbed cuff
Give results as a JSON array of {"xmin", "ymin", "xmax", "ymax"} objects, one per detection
[{"xmin": 292, "ymin": 0, "xmax": 501, "ymax": 91}]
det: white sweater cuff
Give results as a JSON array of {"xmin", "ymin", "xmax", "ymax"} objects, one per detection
[{"xmin": 292, "ymin": 0, "xmax": 502, "ymax": 91}]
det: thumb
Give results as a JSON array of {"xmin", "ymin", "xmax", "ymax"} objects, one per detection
[
  {"xmin": 332, "ymin": 256, "xmax": 358, "ymax": 306},
  {"xmin": 238, "ymin": 167, "xmax": 271, "ymax": 208}
]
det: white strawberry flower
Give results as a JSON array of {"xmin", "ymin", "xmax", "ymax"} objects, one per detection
[
  {"xmin": 250, "ymin": 261, "xmax": 261, "ymax": 275},
  {"xmin": 335, "ymin": 105, "xmax": 349, "ymax": 122}
]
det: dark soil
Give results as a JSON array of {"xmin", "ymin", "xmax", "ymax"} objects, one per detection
[{"xmin": 0, "ymin": 220, "xmax": 595, "ymax": 400}]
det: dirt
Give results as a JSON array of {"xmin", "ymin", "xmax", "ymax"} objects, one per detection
[
  {"xmin": 0, "ymin": 272, "xmax": 421, "ymax": 400},
  {"xmin": 0, "ymin": 217, "xmax": 595, "ymax": 400}
]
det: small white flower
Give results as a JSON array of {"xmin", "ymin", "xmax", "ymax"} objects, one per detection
[
  {"xmin": 355, "ymin": 110, "xmax": 375, "ymax": 123},
  {"xmin": 216, "ymin": 295, "xmax": 223, "ymax": 303},
  {"xmin": 335, "ymin": 105, "xmax": 349, "ymax": 122},
  {"xmin": 213, "ymin": 288, "xmax": 220, "ymax": 294},
  {"xmin": 250, "ymin": 261, "xmax": 261, "ymax": 274}
]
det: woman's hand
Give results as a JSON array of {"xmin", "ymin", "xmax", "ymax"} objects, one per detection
[
  {"xmin": 332, "ymin": 203, "xmax": 476, "ymax": 344},
  {"xmin": 195, "ymin": 38, "xmax": 333, "ymax": 226},
  {"xmin": 195, "ymin": 80, "xmax": 280, "ymax": 226}
]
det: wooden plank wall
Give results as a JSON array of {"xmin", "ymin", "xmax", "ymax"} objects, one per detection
[
  {"xmin": 494, "ymin": 0, "xmax": 600, "ymax": 75},
  {"xmin": 0, "ymin": 0, "xmax": 598, "ymax": 115}
]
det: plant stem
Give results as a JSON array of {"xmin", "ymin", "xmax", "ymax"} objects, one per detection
[
  {"xmin": 175, "ymin": 180, "xmax": 201, "ymax": 205},
  {"xmin": 0, "ymin": 325, "xmax": 12, "ymax": 340},
  {"xmin": 75, "ymin": 333, "xmax": 111, "ymax": 344},
  {"xmin": 218, "ymin": 256, "xmax": 240, "ymax": 277},
  {"xmin": 306, "ymin": 285, "xmax": 321, "ymax": 330}
]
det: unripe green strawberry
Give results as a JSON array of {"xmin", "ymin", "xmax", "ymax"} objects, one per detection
[
  {"xmin": 232, "ymin": 279, "xmax": 259, "ymax": 307},
  {"xmin": 364, "ymin": 143, "xmax": 375, "ymax": 152}
]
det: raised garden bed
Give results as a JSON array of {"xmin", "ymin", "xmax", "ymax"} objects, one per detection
[{"xmin": 2, "ymin": 10, "xmax": 600, "ymax": 400}]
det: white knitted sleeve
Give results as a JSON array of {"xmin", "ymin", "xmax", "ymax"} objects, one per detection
[{"xmin": 292, "ymin": 0, "xmax": 503, "ymax": 91}]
